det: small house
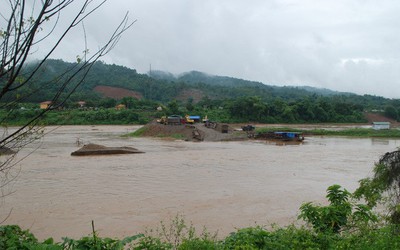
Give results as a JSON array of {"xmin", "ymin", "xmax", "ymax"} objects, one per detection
[
  {"xmin": 372, "ymin": 122, "xmax": 390, "ymax": 130},
  {"xmin": 115, "ymin": 104, "xmax": 126, "ymax": 110},
  {"xmin": 77, "ymin": 101, "xmax": 86, "ymax": 108},
  {"xmin": 40, "ymin": 101, "xmax": 52, "ymax": 109}
]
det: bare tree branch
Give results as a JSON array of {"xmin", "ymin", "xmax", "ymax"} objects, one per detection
[{"xmin": 0, "ymin": 0, "xmax": 134, "ymax": 221}]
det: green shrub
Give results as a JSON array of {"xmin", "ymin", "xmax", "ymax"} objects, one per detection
[
  {"xmin": 61, "ymin": 233, "xmax": 142, "ymax": 250},
  {"xmin": 299, "ymin": 185, "xmax": 377, "ymax": 234},
  {"xmin": 131, "ymin": 235, "xmax": 173, "ymax": 250},
  {"xmin": 222, "ymin": 226, "xmax": 325, "ymax": 249},
  {"xmin": 132, "ymin": 214, "xmax": 219, "ymax": 250},
  {"xmin": 0, "ymin": 225, "xmax": 60, "ymax": 250},
  {"xmin": 178, "ymin": 238, "xmax": 219, "ymax": 250},
  {"xmin": 335, "ymin": 225, "xmax": 400, "ymax": 249},
  {"xmin": 222, "ymin": 227, "xmax": 272, "ymax": 249},
  {"xmin": 0, "ymin": 225, "xmax": 143, "ymax": 250}
]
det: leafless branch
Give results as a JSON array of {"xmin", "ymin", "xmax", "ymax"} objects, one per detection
[{"xmin": 0, "ymin": 0, "xmax": 133, "ymax": 219}]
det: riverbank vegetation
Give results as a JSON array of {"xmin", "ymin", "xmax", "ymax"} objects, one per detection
[
  {"xmin": 0, "ymin": 96, "xmax": 395, "ymax": 127},
  {"xmin": 3, "ymin": 150, "xmax": 400, "ymax": 249},
  {"xmin": 3, "ymin": 105, "xmax": 400, "ymax": 140},
  {"xmin": 2, "ymin": 222, "xmax": 400, "ymax": 249},
  {"xmin": 0, "ymin": 108, "xmax": 152, "ymax": 126}
]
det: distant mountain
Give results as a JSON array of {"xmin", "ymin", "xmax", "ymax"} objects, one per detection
[
  {"xmin": 177, "ymin": 71, "xmax": 264, "ymax": 88},
  {"xmin": 148, "ymin": 70, "xmax": 264, "ymax": 88},
  {"xmin": 151, "ymin": 70, "xmax": 356, "ymax": 97},
  {"xmin": 148, "ymin": 70, "xmax": 175, "ymax": 81},
  {"xmin": 294, "ymin": 86, "xmax": 354, "ymax": 96}
]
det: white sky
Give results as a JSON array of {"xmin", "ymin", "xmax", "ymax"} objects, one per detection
[{"xmin": 26, "ymin": 0, "xmax": 400, "ymax": 98}]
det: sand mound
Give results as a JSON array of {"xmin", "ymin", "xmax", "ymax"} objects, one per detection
[{"xmin": 71, "ymin": 143, "xmax": 144, "ymax": 156}]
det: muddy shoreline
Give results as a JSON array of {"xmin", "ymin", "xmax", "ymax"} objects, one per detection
[{"xmin": 136, "ymin": 121, "xmax": 398, "ymax": 142}]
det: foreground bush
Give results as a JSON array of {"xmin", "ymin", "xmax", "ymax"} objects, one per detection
[
  {"xmin": 3, "ymin": 223, "xmax": 400, "ymax": 249},
  {"xmin": 0, "ymin": 224, "xmax": 142, "ymax": 250},
  {"xmin": 222, "ymin": 226, "xmax": 323, "ymax": 249}
]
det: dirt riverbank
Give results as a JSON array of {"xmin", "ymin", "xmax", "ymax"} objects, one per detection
[
  {"xmin": 137, "ymin": 121, "xmax": 249, "ymax": 141},
  {"xmin": 135, "ymin": 120, "xmax": 399, "ymax": 142}
]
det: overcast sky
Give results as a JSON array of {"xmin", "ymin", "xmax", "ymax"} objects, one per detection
[{"xmin": 37, "ymin": 0, "xmax": 400, "ymax": 98}]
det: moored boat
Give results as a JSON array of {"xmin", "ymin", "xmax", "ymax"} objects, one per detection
[{"xmin": 255, "ymin": 131, "xmax": 304, "ymax": 141}]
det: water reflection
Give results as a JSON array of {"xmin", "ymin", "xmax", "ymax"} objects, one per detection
[{"xmin": 371, "ymin": 138, "xmax": 390, "ymax": 145}]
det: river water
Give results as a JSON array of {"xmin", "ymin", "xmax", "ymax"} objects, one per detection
[{"xmin": 1, "ymin": 125, "xmax": 399, "ymax": 240}]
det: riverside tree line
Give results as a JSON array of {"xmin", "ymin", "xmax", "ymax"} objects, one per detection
[{"xmin": 1, "ymin": 94, "xmax": 399, "ymax": 125}]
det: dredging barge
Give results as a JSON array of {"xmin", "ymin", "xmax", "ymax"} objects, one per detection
[{"xmin": 255, "ymin": 131, "xmax": 305, "ymax": 141}]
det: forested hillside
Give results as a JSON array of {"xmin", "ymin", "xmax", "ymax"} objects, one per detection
[
  {"xmin": 10, "ymin": 59, "xmax": 393, "ymax": 104},
  {"xmin": 2, "ymin": 59, "xmax": 400, "ymax": 124}
]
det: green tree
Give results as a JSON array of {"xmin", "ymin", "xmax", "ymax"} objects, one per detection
[
  {"xmin": 313, "ymin": 105, "xmax": 329, "ymax": 122},
  {"xmin": 99, "ymin": 98, "xmax": 117, "ymax": 108},
  {"xmin": 299, "ymin": 185, "xmax": 376, "ymax": 233},
  {"xmin": 384, "ymin": 105, "xmax": 398, "ymax": 120},
  {"xmin": 228, "ymin": 96, "xmax": 267, "ymax": 121},
  {"xmin": 198, "ymin": 96, "xmax": 212, "ymax": 109},
  {"xmin": 167, "ymin": 100, "xmax": 180, "ymax": 115},
  {"xmin": 281, "ymin": 105, "xmax": 295, "ymax": 123},
  {"xmin": 354, "ymin": 150, "xmax": 400, "ymax": 224},
  {"xmin": 185, "ymin": 97, "xmax": 194, "ymax": 112},
  {"xmin": 293, "ymin": 98, "xmax": 315, "ymax": 122},
  {"xmin": 121, "ymin": 96, "xmax": 138, "ymax": 109}
]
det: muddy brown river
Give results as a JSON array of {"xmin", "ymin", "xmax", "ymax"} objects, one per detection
[{"xmin": 1, "ymin": 125, "xmax": 399, "ymax": 240}]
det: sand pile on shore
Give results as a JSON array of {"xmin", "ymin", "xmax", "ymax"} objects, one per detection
[{"xmin": 71, "ymin": 143, "xmax": 144, "ymax": 156}]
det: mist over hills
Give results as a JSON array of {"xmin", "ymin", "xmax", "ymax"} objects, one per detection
[{"xmin": 150, "ymin": 69, "xmax": 354, "ymax": 97}]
